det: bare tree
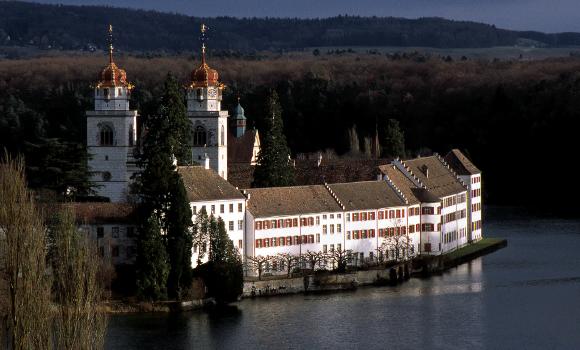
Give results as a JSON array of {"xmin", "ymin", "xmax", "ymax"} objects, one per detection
[
  {"xmin": 277, "ymin": 253, "xmax": 299, "ymax": 277},
  {"xmin": 303, "ymin": 250, "xmax": 326, "ymax": 271},
  {"xmin": 0, "ymin": 153, "xmax": 52, "ymax": 349},
  {"xmin": 381, "ymin": 217, "xmax": 412, "ymax": 262},
  {"xmin": 328, "ymin": 248, "xmax": 349, "ymax": 273},
  {"xmin": 49, "ymin": 207, "xmax": 108, "ymax": 350},
  {"xmin": 245, "ymin": 255, "xmax": 274, "ymax": 280}
]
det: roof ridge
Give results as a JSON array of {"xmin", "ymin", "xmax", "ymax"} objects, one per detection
[
  {"xmin": 433, "ymin": 152, "xmax": 468, "ymax": 190},
  {"xmin": 323, "ymin": 182, "xmax": 346, "ymax": 210}
]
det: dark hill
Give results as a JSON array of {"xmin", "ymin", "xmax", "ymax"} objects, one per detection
[{"xmin": 2, "ymin": 1, "xmax": 580, "ymax": 53}]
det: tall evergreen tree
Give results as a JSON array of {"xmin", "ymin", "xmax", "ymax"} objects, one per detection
[
  {"xmin": 381, "ymin": 118, "xmax": 406, "ymax": 158},
  {"xmin": 166, "ymin": 174, "xmax": 193, "ymax": 300},
  {"xmin": 252, "ymin": 90, "xmax": 295, "ymax": 188},
  {"xmin": 132, "ymin": 73, "xmax": 193, "ymax": 300},
  {"xmin": 135, "ymin": 214, "xmax": 169, "ymax": 301}
]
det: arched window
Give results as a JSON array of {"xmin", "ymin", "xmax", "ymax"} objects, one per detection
[
  {"xmin": 220, "ymin": 125, "xmax": 225, "ymax": 146},
  {"xmin": 193, "ymin": 125, "xmax": 206, "ymax": 146},
  {"xmin": 100, "ymin": 125, "xmax": 114, "ymax": 146}
]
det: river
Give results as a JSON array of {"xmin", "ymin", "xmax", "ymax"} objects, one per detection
[{"xmin": 105, "ymin": 208, "xmax": 580, "ymax": 349}]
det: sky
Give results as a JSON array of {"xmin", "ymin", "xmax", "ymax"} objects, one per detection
[{"xmin": 30, "ymin": 0, "xmax": 580, "ymax": 33}]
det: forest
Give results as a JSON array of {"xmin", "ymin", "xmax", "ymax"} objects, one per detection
[
  {"xmin": 3, "ymin": 1, "xmax": 580, "ymax": 56},
  {"xmin": 1, "ymin": 51, "xmax": 580, "ymax": 212}
]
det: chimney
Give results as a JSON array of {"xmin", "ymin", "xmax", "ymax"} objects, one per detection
[{"xmin": 204, "ymin": 153, "xmax": 210, "ymax": 170}]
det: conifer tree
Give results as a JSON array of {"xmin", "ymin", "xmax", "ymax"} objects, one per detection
[
  {"xmin": 381, "ymin": 118, "xmax": 406, "ymax": 158},
  {"xmin": 166, "ymin": 174, "xmax": 193, "ymax": 299},
  {"xmin": 252, "ymin": 90, "xmax": 295, "ymax": 188},
  {"xmin": 135, "ymin": 214, "xmax": 169, "ymax": 301},
  {"xmin": 132, "ymin": 73, "xmax": 193, "ymax": 300}
]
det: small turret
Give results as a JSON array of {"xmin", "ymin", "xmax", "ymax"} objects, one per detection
[{"xmin": 233, "ymin": 97, "xmax": 247, "ymax": 137}]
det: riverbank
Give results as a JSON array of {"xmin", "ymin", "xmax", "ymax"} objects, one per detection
[{"xmin": 243, "ymin": 237, "xmax": 507, "ymax": 298}]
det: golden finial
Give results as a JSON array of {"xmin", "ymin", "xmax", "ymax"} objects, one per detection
[
  {"xmin": 108, "ymin": 24, "xmax": 114, "ymax": 64},
  {"xmin": 200, "ymin": 23, "xmax": 209, "ymax": 65}
]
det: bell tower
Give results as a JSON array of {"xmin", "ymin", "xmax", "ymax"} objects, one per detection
[
  {"xmin": 186, "ymin": 24, "xmax": 228, "ymax": 179},
  {"xmin": 86, "ymin": 25, "xmax": 138, "ymax": 202}
]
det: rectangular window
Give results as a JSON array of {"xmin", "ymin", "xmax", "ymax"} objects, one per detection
[
  {"xmin": 97, "ymin": 227, "xmax": 104, "ymax": 238},
  {"xmin": 308, "ymin": 217, "xmax": 314, "ymax": 226},
  {"xmin": 211, "ymin": 205, "xmax": 215, "ymax": 214},
  {"xmin": 337, "ymin": 214, "xmax": 341, "ymax": 219},
  {"xmin": 346, "ymin": 213, "xmax": 350, "ymax": 222},
  {"xmin": 238, "ymin": 240, "xmax": 243, "ymax": 249},
  {"xmin": 238, "ymin": 220, "xmax": 243, "ymax": 230},
  {"xmin": 347, "ymin": 231, "xmax": 351, "ymax": 240},
  {"xmin": 337, "ymin": 224, "xmax": 341, "ymax": 233},
  {"xmin": 422, "ymin": 207, "xmax": 434, "ymax": 215},
  {"xmin": 330, "ymin": 214, "xmax": 334, "ymax": 219},
  {"xmin": 229, "ymin": 204, "xmax": 234, "ymax": 213},
  {"xmin": 337, "ymin": 243, "xmax": 341, "ymax": 251},
  {"xmin": 316, "ymin": 234, "xmax": 320, "ymax": 243},
  {"xmin": 112, "ymin": 227, "xmax": 119, "ymax": 238},
  {"xmin": 323, "ymin": 215, "xmax": 327, "ymax": 220},
  {"xmin": 112, "ymin": 246, "xmax": 119, "ymax": 258},
  {"xmin": 126, "ymin": 226, "xmax": 135, "ymax": 238},
  {"xmin": 330, "ymin": 224, "xmax": 334, "ymax": 234},
  {"xmin": 220, "ymin": 204, "xmax": 224, "ymax": 213},
  {"xmin": 229, "ymin": 221, "xmax": 234, "ymax": 231},
  {"xmin": 323, "ymin": 225, "xmax": 327, "ymax": 234},
  {"xmin": 330, "ymin": 244, "xmax": 334, "ymax": 252},
  {"xmin": 192, "ymin": 206, "xmax": 197, "ymax": 214},
  {"xmin": 316, "ymin": 216, "xmax": 320, "ymax": 225},
  {"xmin": 293, "ymin": 218, "xmax": 298, "ymax": 227},
  {"xmin": 238, "ymin": 203, "xmax": 243, "ymax": 212},
  {"xmin": 323, "ymin": 245, "xmax": 328, "ymax": 253}
]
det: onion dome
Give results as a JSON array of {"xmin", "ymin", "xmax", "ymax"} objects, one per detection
[
  {"xmin": 97, "ymin": 62, "xmax": 130, "ymax": 88},
  {"xmin": 96, "ymin": 25, "xmax": 132, "ymax": 89},
  {"xmin": 189, "ymin": 24, "xmax": 223, "ymax": 88},
  {"xmin": 190, "ymin": 59, "xmax": 219, "ymax": 87}
]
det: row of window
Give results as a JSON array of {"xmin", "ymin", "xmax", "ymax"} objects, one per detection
[
  {"xmin": 443, "ymin": 228, "xmax": 467, "ymax": 244},
  {"xmin": 443, "ymin": 194, "xmax": 467, "ymax": 208},
  {"xmin": 442, "ymin": 209, "xmax": 467, "ymax": 224},
  {"xmin": 228, "ymin": 220, "xmax": 244, "ymax": 231},
  {"xmin": 472, "ymin": 220, "xmax": 482, "ymax": 231},
  {"xmin": 256, "ymin": 234, "xmax": 319, "ymax": 248},
  {"xmin": 408, "ymin": 207, "xmax": 421, "ymax": 216},
  {"xmin": 193, "ymin": 202, "xmax": 243, "ymax": 215},
  {"xmin": 322, "ymin": 224, "xmax": 342, "ymax": 234},
  {"xmin": 471, "ymin": 188, "xmax": 482, "ymax": 198},
  {"xmin": 471, "ymin": 202, "xmax": 482, "ymax": 213},
  {"xmin": 98, "ymin": 245, "xmax": 135, "ymax": 259},
  {"xmin": 256, "ymin": 217, "xmax": 306, "ymax": 230},
  {"xmin": 322, "ymin": 244, "xmax": 342, "ymax": 253},
  {"xmin": 194, "ymin": 239, "xmax": 243, "ymax": 254},
  {"xmin": 96, "ymin": 226, "xmax": 135, "ymax": 239},
  {"xmin": 347, "ymin": 229, "xmax": 376, "ymax": 240},
  {"xmin": 471, "ymin": 176, "xmax": 481, "ymax": 184}
]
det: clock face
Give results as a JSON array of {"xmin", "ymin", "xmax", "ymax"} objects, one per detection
[{"xmin": 208, "ymin": 87, "xmax": 217, "ymax": 98}]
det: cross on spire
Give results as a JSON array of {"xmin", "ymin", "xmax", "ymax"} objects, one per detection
[
  {"xmin": 200, "ymin": 23, "xmax": 209, "ymax": 64},
  {"xmin": 108, "ymin": 24, "xmax": 114, "ymax": 64}
]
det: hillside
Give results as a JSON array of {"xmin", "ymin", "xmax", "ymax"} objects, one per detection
[{"xmin": 2, "ymin": 1, "xmax": 580, "ymax": 55}]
